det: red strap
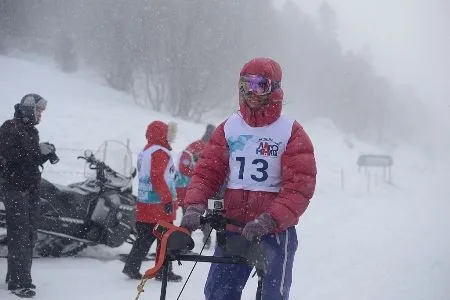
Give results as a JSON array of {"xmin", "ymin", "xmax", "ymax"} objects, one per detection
[{"xmin": 143, "ymin": 221, "xmax": 190, "ymax": 279}]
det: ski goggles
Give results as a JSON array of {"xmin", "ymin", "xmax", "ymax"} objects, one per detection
[{"xmin": 239, "ymin": 75, "xmax": 280, "ymax": 96}]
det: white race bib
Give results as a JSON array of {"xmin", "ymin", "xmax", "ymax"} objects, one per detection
[
  {"xmin": 224, "ymin": 113, "xmax": 294, "ymax": 192},
  {"xmin": 137, "ymin": 145, "xmax": 176, "ymax": 203}
]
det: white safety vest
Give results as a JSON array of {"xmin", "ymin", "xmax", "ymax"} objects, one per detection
[
  {"xmin": 137, "ymin": 145, "xmax": 177, "ymax": 203},
  {"xmin": 224, "ymin": 113, "xmax": 294, "ymax": 192}
]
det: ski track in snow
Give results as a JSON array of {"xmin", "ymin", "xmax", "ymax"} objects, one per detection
[{"xmin": 1, "ymin": 55, "xmax": 449, "ymax": 300}]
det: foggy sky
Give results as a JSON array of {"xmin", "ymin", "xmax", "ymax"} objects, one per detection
[{"xmin": 276, "ymin": 0, "xmax": 450, "ymax": 113}]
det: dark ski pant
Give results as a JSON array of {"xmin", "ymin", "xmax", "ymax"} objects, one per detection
[
  {"xmin": 204, "ymin": 226, "xmax": 298, "ymax": 300},
  {"xmin": 123, "ymin": 222, "xmax": 157, "ymax": 274},
  {"xmin": 4, "ymin": 189, "xmax": 40, "ymax": 290}
]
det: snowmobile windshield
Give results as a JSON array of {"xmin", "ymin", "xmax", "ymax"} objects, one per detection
[{"xmin": 84, "ymin": 140, "xmax": 135, "ymax": 188}]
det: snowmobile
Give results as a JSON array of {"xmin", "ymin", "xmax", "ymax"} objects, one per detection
[{"xmin": 0, "ymin": 140, "xmax": 137, "ymax": 257}]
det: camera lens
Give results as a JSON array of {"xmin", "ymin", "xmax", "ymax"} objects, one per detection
[{"xmin": 50, "ymin": 153, "xmax": 60, "ymax": 164}]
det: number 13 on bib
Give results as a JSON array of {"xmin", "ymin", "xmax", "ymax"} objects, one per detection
[{"xmin": 225, "ymin": 114, "xmax": 294, "ymax": 193}]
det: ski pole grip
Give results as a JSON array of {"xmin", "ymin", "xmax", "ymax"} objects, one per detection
[
  {"xmin": 226, "ymin": 217, "xmax": 244, "ymax": 228},
  {"xmin": 199, "ymin": 214, "xmax": 244, "ymax": 228}
]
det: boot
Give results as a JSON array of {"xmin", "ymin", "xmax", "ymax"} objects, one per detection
[
  {"xmin": 9, "ymin": 283, "xmax": 36, "ymax": 298},
  {"xmin": 10, "ymin": 287, "xmax": 36, "ymax": 298},
  {"xmin": 122, "ymin": 267, "xmax": 143, "ymax": 280},
  {"xmin": 11, "ymin": 288, "xmax": 36, "ymax": 298},
  {"xmin": 155, "ymin": 262, "xmax": 183, "ymax": 282},
  {"xmin": 155, "ymin": 271, "xmax": 183, "ymax": 282}
]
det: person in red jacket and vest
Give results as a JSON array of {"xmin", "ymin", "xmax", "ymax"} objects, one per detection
[
  {"xmin": 180, "ymin": 57, "xmax": 317, "ymax": 299},
  {"xmin": 176, "ymin": 123, "xmax": 215, "ymax": 208},
  {"xmin": 176, "ymin": 124, "xmax": 216, "ymax": 248},
  {"xmin": 122, "ymin": 120, "xmax": 182, "ymax": 282}
]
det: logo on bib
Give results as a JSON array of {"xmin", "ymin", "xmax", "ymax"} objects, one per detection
[{"xmin": 256, "ymin": 138, "xmax": 282, "ymax": 157}]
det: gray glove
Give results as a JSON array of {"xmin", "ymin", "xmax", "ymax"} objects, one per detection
[
  {"xmin": 242, "ymin": 213, "xmax": 277, "ymax": 241},
  {"xmin": 180, "ymin": 204, "xmax": 206, "ymax": 232}
]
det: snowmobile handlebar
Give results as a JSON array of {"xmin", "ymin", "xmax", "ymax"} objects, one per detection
[{"xmin": 77, "ymin": 154, "xmax": 118, "ymax": 179}]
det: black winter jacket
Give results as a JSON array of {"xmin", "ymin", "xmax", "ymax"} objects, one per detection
[{"xmin": 0, "ymin": 118, "xmax": 41, "ymax": 191}]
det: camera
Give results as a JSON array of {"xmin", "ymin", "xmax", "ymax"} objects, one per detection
[
  {"xmin": 48, "ymin": 151, "xmax": 60, "ymax": 164},
  {"xmin": 208, "ymin": 199, "xmax": 224, "ymax": 212},
  {"xmin": 40, "ymin": 142, "xmax": 60, "ymax": 165}
]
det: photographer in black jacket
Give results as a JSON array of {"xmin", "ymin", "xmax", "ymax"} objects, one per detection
[{"xmin": 0, "ymin": 93, "xmax": 58, "ymax": 298}]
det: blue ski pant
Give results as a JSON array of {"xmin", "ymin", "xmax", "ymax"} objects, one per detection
[{"xmin": 204, "ymin": 226, "xmax": 298, "ymax": 300}]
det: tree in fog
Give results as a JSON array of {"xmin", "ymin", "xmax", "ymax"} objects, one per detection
[
  {"xmin": 123, "ymin": 0, "xmax": 250, "ymax": 119},
  {"xmin": 318, "ymin": 1, "xmax": 338, "ymax": 41},
  {"xmin": 78, "ymin": 0, "xmax": 135, "ymax": 92},
  {"xmin": 0, "ymin": 0, "xmax": 32, "ymax": 53},
  {"xmin": 54, "ymin": 32, "xmax": 78, "ymax": 72}
]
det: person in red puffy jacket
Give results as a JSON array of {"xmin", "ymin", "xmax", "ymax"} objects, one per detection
[
  {"xmin": 176, "ymin": 124, "xmax": 216, "ymax": 248},
  {"xmin": 180, "ymin": 57, "xmax": 317, "ymax": 300},
  {"xmin": 122, "ymin": 120, "xmax": 182, "ymax": 282}
]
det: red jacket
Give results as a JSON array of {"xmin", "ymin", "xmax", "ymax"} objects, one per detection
[
  {"xmin": 184, "ymin": 58, "xmax": 317, "ymax": 232},
  {"xmin": 176, "ymin": 140, "xmax": 207, "ymax": 207},
  {"xmin": 136, "ymin": 121, "xmax": 177, "ymax": 223}
]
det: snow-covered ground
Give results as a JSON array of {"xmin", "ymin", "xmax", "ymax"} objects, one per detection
[{"xmin": 1, "ymin": 55, "xmax": 449, "ymax": 300}]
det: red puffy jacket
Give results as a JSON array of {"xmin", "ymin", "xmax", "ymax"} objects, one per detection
[
  {"xmin": 176, "ymin": 140, "xmax": 207, "ymax": 207},
  {"xmin": 184, "ymin": 58, "xmax": 317, "ymax": 232},
  {"xmin": 136, "ymin": 121, "xmax": 177, "ymax": 224}
]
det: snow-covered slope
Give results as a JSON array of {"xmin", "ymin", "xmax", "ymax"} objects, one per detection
[{"xmin": 0, "ymin": 55, "xmax": 449, "ymax": 300}]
